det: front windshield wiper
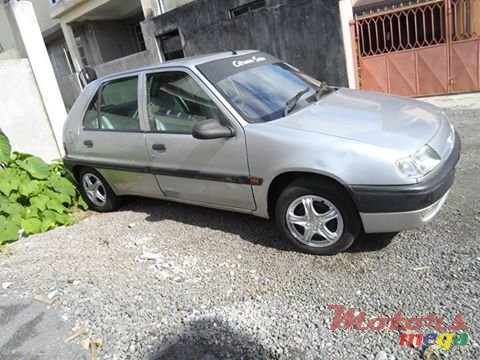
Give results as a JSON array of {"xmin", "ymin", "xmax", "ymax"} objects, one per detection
[{"xmin": 284, "ymin": 87, "xmax": 310, "ymax": 117}]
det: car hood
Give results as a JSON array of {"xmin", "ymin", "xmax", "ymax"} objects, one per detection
[{"xmin": 270, "ymin": 88, "xmax": 446, "ymax": 154}]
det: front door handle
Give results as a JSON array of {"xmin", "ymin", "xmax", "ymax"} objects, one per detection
[
  {"xmin": 152, "ymin": 144, "xmax": 166, "ymax": 152},
  {"xmin": 84, "ymin": 140, "xmax": 93, "ymax": 148}
]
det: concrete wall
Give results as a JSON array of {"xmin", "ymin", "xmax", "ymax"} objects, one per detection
[
  {"xmin": 0, "ymin": 5, "xmax": 17, "ymax": 52},
  {"xmin": 30, "ymin": 0, "xmax": 59, "ymax": 32},
  {"xmin": 0, "ymin": 59, "xmax": 60, "ymax": 161},
  {"xmin": 72, "ymin": 23, "xmax": 103, "ymax": 66},
  {"xmin": 93, "ymin": 19, "xmax": 141, "ymax": 63},
  {"xmin": 353, "ymin": 0, "xmax": 403, "ymax": 14},
  {"xmin": 95, "ymin": 50, "xmax": 155, "ymax": 77},
  {"xmin": 55, "ymin": 73, "xmax": 82, "ymax": 111},
  {"xmin": 45, "ymin": 34, "xmax": 82, "ymax": 110},
  {"xmin": 143, "ymin": 0, "xmax": 349, "ymax": 86}
]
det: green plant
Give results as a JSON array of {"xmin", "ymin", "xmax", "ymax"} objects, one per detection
[{"xmin": 0, "ymin": 129, "xmax": 87, "ymax": 243}]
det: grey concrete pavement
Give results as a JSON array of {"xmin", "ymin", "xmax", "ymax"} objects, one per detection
[{"xmin": 0, "ymin": 296, "xmax": 86, "ymax": 359}]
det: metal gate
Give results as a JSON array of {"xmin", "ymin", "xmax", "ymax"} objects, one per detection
[{"xmin": 355, "ymin": 0, "xmax": 480, "ymax": 96}]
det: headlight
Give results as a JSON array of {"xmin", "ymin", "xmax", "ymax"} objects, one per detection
[{"xmin": 396, "ymin": 145, "xmax": 441, "ymax": 178}]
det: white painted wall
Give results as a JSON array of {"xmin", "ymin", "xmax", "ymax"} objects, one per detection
[
  {"xmin": 162, "ymin": 0, "xmax": 195, "ymax": 12},
  {"xmin": 339, "ymin": 0, "xmax": 357, "ymax": 89},
  {"xmin": 0, "ymin": 59, "xmax": 60, "ymax": 161},
  {"xmin": 6, "ymin": 1, "xmax": 66, "ymax": 156},
  {"xmin": 352, "ymin": 0, "xmax": 386, "ymax": 6},
  {"xmin": 0, "ymin": 48, "xmax": 21, "ymax": 61}
]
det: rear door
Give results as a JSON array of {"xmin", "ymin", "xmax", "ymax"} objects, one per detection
[
  {"xmin": 142, "ymin": 68, "xmax": 256, "ymax": 210},
  {"xmin": 77, "ymin": 75, "xmax": 162, "ymax": 197}
]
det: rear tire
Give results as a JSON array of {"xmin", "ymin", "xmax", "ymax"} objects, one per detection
[
  {"xmin": 275, "ymin": 179, "xmax": 361, "ymax": 255},
  {"xmin": 78, "ymin": 167, "xmax": 120, "ymax": 212}
]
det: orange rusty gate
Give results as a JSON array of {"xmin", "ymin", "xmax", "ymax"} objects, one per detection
[{"xmin": 355, "ymin": 0, "xmax": 480, "ymax": 96}]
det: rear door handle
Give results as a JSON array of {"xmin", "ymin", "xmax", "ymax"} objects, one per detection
[
  {"xmin": 152, "ymin": 144, "xmax": 166, "ymax": 152},
  {"xmin": 84, "ymin": 140, "xmax": 93, "ymax": 148}
]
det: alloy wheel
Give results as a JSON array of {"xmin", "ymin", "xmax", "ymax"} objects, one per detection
[
  {"xmin": 82, "ymin": 173, "xmax": 107, "ymax": 207},
  {"xmin": 285, "ymin": 195, "xmax": 344, "ymax": 247}
]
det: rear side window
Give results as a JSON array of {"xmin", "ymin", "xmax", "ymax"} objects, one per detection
[{"xmin": 82, "ymin": 76, "xmax": 140, "ymax": 131}]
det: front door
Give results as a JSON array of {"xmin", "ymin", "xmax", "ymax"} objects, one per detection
[{"xmin": 142, "ymin": 69, "xmax": 256, "ymax": 210}]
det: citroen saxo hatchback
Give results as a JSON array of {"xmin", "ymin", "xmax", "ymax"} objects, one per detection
[{"xmin": 63, "ymin": 51, "xmax": 460, "ymax": 255}]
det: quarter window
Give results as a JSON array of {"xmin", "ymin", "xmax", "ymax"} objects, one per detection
[
  {"xmin": 83, "ymin": 76, "xmax": 140, "ymax": 131},
  {"xmin": 146, "ymin": 72, "xmax": 221, "ymax": 134},
  {"xmin": 83, "ymin": 93, "xmax": 99, "ymax": 129}
]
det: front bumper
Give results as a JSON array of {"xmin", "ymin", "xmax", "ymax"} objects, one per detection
[
  {"xmin": 360, "ymin": 190, "xmax": 450, "ymax": 233},
  {"xmin": 349, "ymin": 131, "xmax": 461, "ymax": 233}
]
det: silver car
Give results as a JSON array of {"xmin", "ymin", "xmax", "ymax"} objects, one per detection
[{"xmin": 63, "ymin": 51, "xmax": 460, "ymax": 255}]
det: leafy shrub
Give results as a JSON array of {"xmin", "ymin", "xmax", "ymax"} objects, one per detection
[{"xmin": 0, "ymin": 129, "xmax": 87, "ymax": 243}]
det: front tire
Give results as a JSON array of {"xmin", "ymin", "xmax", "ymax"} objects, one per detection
[
  {"xmin": 78, "ymin": 167, "xmax": 120, "ymax": 212},
  {"xmin": 275, "ymin": 179, "xmax": 361, "ymax": 255}
]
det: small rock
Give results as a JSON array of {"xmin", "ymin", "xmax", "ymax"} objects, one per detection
[
  {"xmin": 423, "ymin": 345, "xmax": 441, "ymax": 360},
  {"xmin": 140, "ymin": 252, "xmax": 160, "ymax": 261},
  {"xmin": 80, "ymin": 338, "xmax": 90, "ymax": 350},
  {"xmin": 128, "ymin": 223, "xmax": 136, "ymax": 229},
  {"xmin": 47, "ymin": 290, "xmax": 59, "ymax": 299},
  {"xmin": 156, "ymin": 271, "xmax": 170, "ymax": 281},
  {"xmin": 375, "ymin": 351, "xmax": 388, "ymax": 360},
  {"xmin": 2, "ymin": 282, "xmax": 13, "ymax": 290},
  {"xmin": 356, "ymin": 290, "xmax": 361, "ymax": 295},
  {"xmin": 172, "ymin": 275, "xmax": 184, "ymax": 283}
]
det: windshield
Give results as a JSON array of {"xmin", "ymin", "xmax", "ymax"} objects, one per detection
[
  {"xmin": 197, "ymin": 52, "xmax": 329, "ymax": 123},
  {"xmin": 216, "ymin": 62, "xmax": 322, "ymax": 122}
]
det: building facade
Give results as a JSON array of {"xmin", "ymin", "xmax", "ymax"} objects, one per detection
[
  {"xmin": 141, "ymin": 0, "xmax": 349, "ymax": 87},
  {"xmin": 44, "ymin": 0, "xmax": 201, "ymax": 108},
  {"xmin": 47, "ymin": 0, "xmax": 351, "ymax": 108},
  {"xmin": 3, "ymin": 1, "xmax": 359, "ymax": 109}
]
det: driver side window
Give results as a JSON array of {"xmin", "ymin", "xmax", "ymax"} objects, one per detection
[{"xmin": 146, "ymin": 71, "xmax": 221, "ymax": 134}]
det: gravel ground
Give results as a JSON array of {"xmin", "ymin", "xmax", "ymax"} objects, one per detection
[{"xmin": 1, "ymin": 93, "xmax": 479, "ymax": 359}]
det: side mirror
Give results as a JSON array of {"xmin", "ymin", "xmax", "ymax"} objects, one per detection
[
  {"xmin": 78, "ymin": 66, "xmax": 97, "ymax": 88},
  {"xmin": 192, "ymin": 119, "xmax": 234, "ymax": 140}
]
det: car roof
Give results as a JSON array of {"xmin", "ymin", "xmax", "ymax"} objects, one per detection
[{"xmin": 96, "ymin": 50, "xmax": 259, "ymax": 82}]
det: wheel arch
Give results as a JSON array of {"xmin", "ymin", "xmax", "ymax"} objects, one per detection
[
  {"xmin": 72, "ymin": 165, "xmax": 83, "ymax": 182},
  {"xmin": 266, "ymin": 171, "xmax": 359, "ymax": 218}
]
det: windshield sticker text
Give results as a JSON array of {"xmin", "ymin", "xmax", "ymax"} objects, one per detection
[{"xmin": 232, "ymin": 56, "xmax": 266, "ymax": 68}]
